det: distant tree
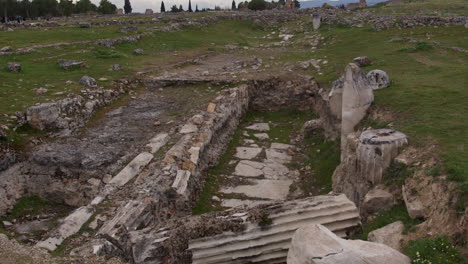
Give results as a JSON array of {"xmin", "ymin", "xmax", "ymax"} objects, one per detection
[
  {"xmin": 231, "ymin": 0, "xmax": 236, "ymax": 10},
  {"xmin": 160, "ymin": 1, "xmax": 165, "ymax": 12},
  {"xmin": 123, "ymin": 0, "xmax": 132, "ymax": 14},
  {"xmin": 75, "ymin": 0, "xmax": 96, "ymax": 13},
  {"xmin": 179, "ymin": 4, "xmax": 183, "ymax": 12},
  {"xmin": 170, "ymin": 4, "xmax": 178, "ymax": 12},
  {"xmin": 214, "ymin": 5, "xmax": 221, "ymax": 10},
  {"xmin": 294, "ymin": 0, "xmax": 300, "ymax": 8},
  {"xmin": 188, "ymin": 0, "xmax": 192, "ymax": 12},
  {"xmin": 195, "ymin": 4, "xmax": 199, "ymax": 12},
  {"xmin": 278, "ymin": 0, "xmax": 285, "ymax": 5},
  {"xmin": 237, "ymin": 1, "xmax": 248, "ymax": 10},
  {"xmin": 248, "ymin": 0, "xmax": 267, "ymax": 11},
  {"xmin": 58, "ymin": 0, "xmax": 73, "ymax": 16},
  {"xmin": 31, "ymin": 0, "xmax": 59, "ymax": 17},
  {"xmin": 98, "ymin": 0, "xmax": 116, "ymax": 14}
]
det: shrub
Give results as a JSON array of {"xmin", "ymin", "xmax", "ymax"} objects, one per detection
[{"xmin": 403, "ymin": 236, "xmax": 463, "ymax": 264}]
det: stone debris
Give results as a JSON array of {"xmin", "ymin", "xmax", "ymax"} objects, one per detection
[
  {"xmin": 146, "ymin": 133, "xmax": 170, "ymax": 153},
  {"xmin": 179, "ymin": 123, "xmax": 198, "ymax": 134},
  {"xmin": 362, "ymin": 186, "xmax": 394, "ymax": 215},
  {"xmin": 0, "ymin": 46, "xmax": 12, "ymax": 52},
  {"xmin": 118, "ymin": 26, "xmax": 138, "ymax": 34},
  {"xmin": 6, "ymin": 62, "xmax": 21, "ymax": 72},
  {"xmin": 402, "ymin": 185, "xmax": 425, "ymax": 219},
  {"xmin": 253, "ymin": 133, "xmax": 269, "ymax": 140},
  {"xmin": 57, "ymin": 59, "xmax": 85, "ymax": 70},
  {"xmin": 36, "ymin": 206, "xmax": 94, "ymax": 251},
  {"xmin": 133, "ymin": 48, "xmax": 144, "ymax": 55},
  {"xmin": 221, "ymin": 179, "xmax": 292, "ymax": 200},
  {"xmin": 79, "ymin": 75, "xmax": 97, "ymax": 87},
  {"xmin": 234, "ymin": 147, "xmax": 262, "ymax": 159},
  {"xmin": 109, "ymin": 64, "xmax": 121, "ymax": 71},
  {"xmin": 287, "ymin": 224, "xmax": 410, "ymax": 264},
  {"xmin": 108, "ymin": 152, "xmax": 154, "ymax": 187},
  {"xmin": 367, "ymin": 69, "xmax": 390, "ymax": 90},
  {"xmin": 353, "ymin": 56, "xmax": 372, "ymax": 67},
  {"xmin": 245, "ymin": 123, "xmax": 270, "ymax": 131},
  {"xmin": 368, "ymin": 221, "xmax": 404, "ymax": 251}
]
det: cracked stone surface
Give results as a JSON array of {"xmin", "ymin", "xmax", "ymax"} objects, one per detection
[
  {"xmin": 234, "ymin": 147, "xmax": 263, "ymax": 160},
  {"xmin": 245, "ymin": 123, "xmax": 270, "ymax": 131}
]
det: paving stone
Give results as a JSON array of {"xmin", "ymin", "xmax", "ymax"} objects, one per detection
[
  {"xmin": 271, "ymin": 142, "xmax": 294, "ymax": 150},
  {"xmin": 220, "ymin": 179, "xmax": 292, "ymax": 200},
  {"xmin": 235, "ymin": 147, "xmax": 262, "ymax": 160},
  {"xmin": 254, "ymin": 133, "xmax": 270, "ymax": 140},
  {"xmin": 262, "ymin": 161, "xmax": 290, "ymax": 179},
  {"xmin": 246, "ymin": 123, "xmax": 270, "ymax": 132},
  {"xmin": 234, "ymin": 160, "xmax": 264, "ymax": 177},
  {"xmin": 265, "ymin": 148, "xmax": 292, "ymax": 164},
  {"xmin": 180, "ymin": 123, "xmax": 198, "ymax": 134}
]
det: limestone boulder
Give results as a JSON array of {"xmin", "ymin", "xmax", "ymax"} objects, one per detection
[
  {"xmin": 79, "ymin": 75, "xmax": 96, "ymax": 87},
  {"xmin": 368, "ymin": 221, "xmax": 404, "ymax": 250},
  {"xmin": 287, "ymin": 224, "xmax": 410, "ymax": 264},
  {"xmin": 6, "ymin": 62, "xmax": 21, "ymax": 72},
  {"xmin": 134, "ymin": 48, "xmax": 144, "ymax": 55},
  {"xmin": 362, "ymin": 186, "xmax": 394, "ymax": 214},
  {"xmin": 367, "ymin": 69, "xmax": 390, "ymax": 90},
  {"xmin": 26, "ymin": 103, "xmax": 61, "ymax": 130},
  {"xmin": 57, "ymin": 59, "xmax": 85, "ymax": 70},
  {"xmin": 402, "ymin": 185, "xmax": 425, "ymax": 219},
  {"xmin": 353, "ymin": 56, "xmax": 372, "ymax": 67}
]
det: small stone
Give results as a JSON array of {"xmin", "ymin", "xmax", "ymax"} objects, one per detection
[
  {"xmin": 1, "ymin": 46, "xmax": 12, "ymax": 52},
  {"xmin": 211, "ymin": 196, "xmax": 221, "ymax": 202},
  {"xmin": 102, "ymin": 174, "xmax": 112, "ymax": 184},
  {"xmin": 367, "ymin": 70, "xmax": 390, "ymax": 90},
  {"xmin": 180, "ymin": 123, "xmax": 198, "ymax": 134},
  {"xmin": 353, "ymin": 56, "xmax": 372, "ymax": 67},
  {"xmin": 87, "ymin": 178, "xmax": 101, "ymax": 186},
  {"xmin": 6, "ymin": 62, "xmax": 21, "ymax": 72},
  {"xmin": 246, "ymin": 123, "xmax": 270, "ymax": 132},
  {"xmin": 235, "ymin": 147, "xmax": 262, "ymax": 160},
  {"xmin": 153, "ymin": 121, "xmax": 161, "ymax": 126},
  {"xmin": 207, "ymin": 103, "xmax": 216, "ymax": 113},
  {"xmin": 368, "ymin": 221, "xmax": 404, "ymax": 251},
  {"xmin": 109, "ymin": 64, "xmax": 121, "ymax": 71},
  {"xmin": 2, "ymin": 221, "xmax": 13, "ymax": 227},
  {"xmin": 253, "ymin": 133, "xmax": 269, "ymax": 140},
  {"xmin": 36, "ymin": 88, "xmax": 48, "ymax": 95},
  {"xmin": 133, "ymin": 48, "xmax": 144, "ymax": 55},
  {"xmin": 79, "ymin": 75, "xmax": 96, "ymax": 87},
  {"xmin": 57, "ymin": 59, "xmax": 85, "ymax": 70}
]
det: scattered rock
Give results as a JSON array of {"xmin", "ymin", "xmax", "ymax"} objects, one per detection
[
  {"xmin": 133, "ymin": 48, "xmax": 144, "ymax": 55},
  {"xmin": 118, "ymin": 26, "xmax": 138, "ymax": 33},
  {"xmin": 362, "ymin": 186, "xmax": 394, "ymax": 214},
  {"xmin": 367, "ymin": 70, "xmax": 390, "ymax": 90},
  {"xmin": 109, "ymin": 64, "xmax": 121, "ymax": 71},
  {"xmin": 2, "ymin": 221, "xmax": 13, "ymax": 227},
  {"xmin": 79, "ymin": 75, "xmax": 97, "ymax": 87},
  {"xmin": 353, "ymin": 56, "xmax": 372, "ymax": 67},
  {"xmin": 246, "ymin": 123, "xmax": 270, "ymax": 132},
  {"xmin": 253, "ymin": 133, "xmax": 269, "ymax": 140},
  {"xmin": 6, "ymin": 62, "xmax": 21, "ymax": 72},
  {"xmin": 78, "ymin": 22, "xmax": 91, "ymax": 28},
  {"xmin": 402, "ymin": 185, "xmax": 425, "ymax": 219},
  {"xmin": 207, "ymin": 103, "xmax": 216, "ymax": 112},
  {"xmin": 368, "ymin": 221, "xmax": 404, "ymax": 251},
  {"xmin": 287, "ymin": 224, "xmax": 410, "ymax": 264},
  {"xmin": 36, "ymin": 88, "xmax": 48, "ymax": 95},
  {"xmin": 0, "ymin": 46, "xmax": 12, "ymax": 52},
  {"xmin": 57, "ymin": 59, "xmax": 85, "ymax": 70},
  {"xmin": 179, "ymin": 123, "xmax": 198, "ymax": 134}
]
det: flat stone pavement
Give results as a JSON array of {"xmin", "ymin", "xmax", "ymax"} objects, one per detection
[{"xmin": 219, "ymin": 123, "xmax": 297, "ymax": 209}]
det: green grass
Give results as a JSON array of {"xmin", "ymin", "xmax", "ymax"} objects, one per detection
[
  {"xmin": 403, "ymin": 235, "xmax": 464, "ymax": 264},
  {"xmin": 354, "ymin": 204, "xmax": 422, "ymax": 240},
  {"xmin": 366, "ymin": 0, "xmax": 468, "ymax": 16},
  {"xmin": 384, "ymin": 162, "xmax": 415, "ymax": 187},
  {"xmin": 2, "ymin": 196, "xmax": 49, "ymax": 221},
  {"xmin": 309, "ymin": 24, "xmax": 467, "ymax": 191},
  {"xmin": 302, "ymin": 131, "xmax": 341, "ymax": 194}
]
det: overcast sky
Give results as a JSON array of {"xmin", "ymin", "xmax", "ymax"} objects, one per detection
[{"xmin": 94, "ymin": 0, "xmax": 314, "ymax": 13}]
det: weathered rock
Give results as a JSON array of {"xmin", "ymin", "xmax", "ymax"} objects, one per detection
[
  {"xmin": 245, "ymin": 123, "xmax": 270, "ymax": 131},
  {"xmin": 333, "ymin": 129, "xmax": 408, "ymax": 206},
  {"xmin": 312, "ymin": 13, "xmax": 321, "ymax": 30},
  {"xmin": 341, "ymin": 63, "xmax": 374, "ymax": 149},
  {"xmin": 79, "ymin": 75, "xmax": 96, "ymax": 87},
  {"xmin": 109, "ymin": 64, "xmax": 121, "ymax": 71},
  {"xmin": 26, "ymin": 103, "xmax": 60, "ymax": 130},
  {"xmin": 57, "ymin": 59, "xmax": 85, "ymax": 70},
  {"xmin": 6, "ymin": 62, "xmax": 21, "ymax": 72},
  {"xmin": 146, "ymin": 133, "xmax": 170, "ymax": 153},
  {"xmin": 328, "ymin": 75, "xmax": 344, "ymax": 119},
  {"xmin": 133, "ymin": 48, "xmax": 144, "ymax": 55},
  {"xmin": 265, "ymin": 148, "xmax": 292, "ymax": 164},
  {"xmin": 353, "ymin": 56, "xmax": 372, "ymax": 67},
  {"xmin": 367, "ymin": 69, "xmax": 390, "ymax": 90},
  {"xmin": 179, "ymin": 123, "xmax": 198, "ymax": 134},
  {"xmin": 235, "ymin": 147, "xmax": 262, "ymax": 159},
  {"xmin": 253, "ymin": 133, "xmax": 269, "ymax": 140},
  {"xmin": 0, "ymin": 46, "xmax": 12, "ymax": 52},
  {"xmin": 362, "ymin": 186, "xmax": 394, "ymax": 214},
  {"xmin": 402, "ymin": 185, "xmax": 425, "ymax": 219},
  {"xmin": 36, "ymin": 88, "xmax": 48, "ymax": 95},
  {"xmin": 118, "ymin": 26, "xmax": 138, "ymax": 34},
  {"xmin": 36, "ymin": 206, "xmax": 94, "ymax": 251},
  {"xmin": 108, "ymin": 152, "xmax": 153, "ymax": 187},
  {"xmin": 221, "ymin": 179, "xmax": 292, "ymax": 200},
  {"xmin": 234, "ymin": 160, "xmax": 264, "ymax": 177},
  {"xmin": 368, "ymin": 221, "xmax": 404, "ymax": 251},
  {"xmin": 78, "ymin": 22, "xmax": 91, "ymax": 28},
  {"xmin": 287, "ymin": 224, "xmax": 410, "ymax": 264}
]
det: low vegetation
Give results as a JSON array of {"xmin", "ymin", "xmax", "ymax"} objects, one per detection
[{"xmin": 403, "ymin": 235, "xmax": 464, "ymax": 264}]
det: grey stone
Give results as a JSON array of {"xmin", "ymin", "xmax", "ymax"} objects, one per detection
[
  {"xmin": 179, "ymin": 123, "xmax": 198, "ymax": 134},
  {"xmin": 0, "ymin": 46, "xmax": 12, "ymax": 52},
  {"xmin": 6, "ymin": 62, "xmax": 21, "ymax": 72},
  {"xmin": 271, "ymin": 143, "xmax": 294, "ymax": 150},
  {"xmin": 287, "ymin": 224, "xmax": 410, "ymax": 264},
  {"xmin": 134, "ymin": 48, "xmax": 145, "ymax": 55},
  {"xmin": 79, "ymin": 75, "xmax": 96, "ymax": 87},
  {"xmin": 26, "ymin": 103, "xmax": 60, "ymax": 130},
  {"xmin": 402, "ymin": 185, "xmax": 425, "ymax": 219},
  {"xmin": 367, "ymin": 69, "xmax": 390, "ymax": 90},
  {"xmin": 109, "ymin": 64, "xmax": 121, "ymax": 71},
  {"xmin": 368, "ymin": 221, "xmax": 404, "ymax": 251},
  {"xmin": 353, "ymin": 56, "xmax": 372, "ymax": 67},
  {"xmin": 118, "ymin": 26, "xmax": 138, "ymax": 33},
  {"xmin": 14, "ymin": 219, "xmax": 54, "ymax": 234},
  {"xmin": 246, "ymin": 123, "xmax": 270, "ymax": 131},
  {"xmin": 146, "ymin": 133, "xmax": 170, "ymax": 153},
  {"xmin": 109, "ymin": 152, "xmax": 154, "ymax": 187},
  {"xmin": 57, "ymin": 59, "xmax": 85, "ymax": 70},
  {"xmin": 220, "ymin": 179, "xmax": 292, "ymax": 200},
  {"xmin": 362, "ymin": 186, "xmax": 394, "ymax": 214},
  {"xmin": 235, "ymin": 147, "xmax": 262, "ymax": 160},
  {"xmin": 234, "ymin": 160, "xmax": 264, "ymax": 177},
  {"xmin": 253, "ymin": 133, "xmax": 269, "ymax": 140},
  {"xmin": 265, "ymin": 148, "xmax": 292, "ymax": 164},
  {"xmin": 312, "ymin": 13, "xmax": 321, "ymax": 30}
]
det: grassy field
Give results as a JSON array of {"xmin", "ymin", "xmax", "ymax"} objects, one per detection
[{"xmin": 0, "ymin": 20, "xmax": 269, "ymax": 126}]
